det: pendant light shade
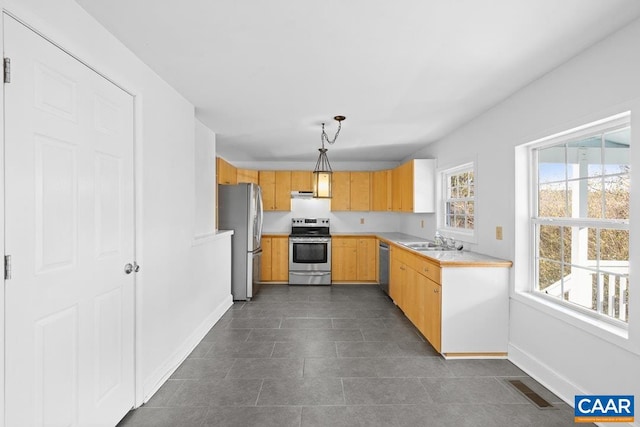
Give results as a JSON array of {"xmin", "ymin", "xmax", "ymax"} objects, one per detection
[
  {"xmin": 313, "ymin": 147, "xmax": 332, "ymax": 198},
  {"xmin": 312, "ymin": 116, "xmax": 345, "ymax": 199}
]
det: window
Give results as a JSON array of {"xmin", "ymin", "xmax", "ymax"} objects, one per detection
[
  {"xmin": 531, "ymin": 116, "xmax": 630, "ymax": 324},
  {"xmin": 442, "ymin": 163, "xmax": 475, "ymax": 237}
]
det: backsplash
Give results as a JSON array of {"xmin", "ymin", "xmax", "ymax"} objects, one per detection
[{"xmin": 262, "ymin": 198, "xmax": 402, "ymax": 233}]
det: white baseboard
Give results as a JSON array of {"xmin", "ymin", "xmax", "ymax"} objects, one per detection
[
  {"xmin": 508, "ymin": 343, "xmax": 638, "ymax": 427},
  {"xmin": 141, "ymin": 294, "xmax": 233, "ymax": 404}
]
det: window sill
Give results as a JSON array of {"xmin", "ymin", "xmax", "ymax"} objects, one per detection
[{"xmin": 512, "ymin": 291, "xmax": 638, "ymax": 356}]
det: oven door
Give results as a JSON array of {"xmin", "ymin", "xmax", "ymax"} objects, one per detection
[{"xmin": 289, "ymin": 237, "xmax": 331, "ymax": 271}]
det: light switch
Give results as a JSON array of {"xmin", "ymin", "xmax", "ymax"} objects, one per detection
[
  {"xmin": 421, "ymin": 220, "xmax": 424, "ymax": 228},
  {"xmin": 360, "ymin": 218, "xmax": 365, "ymax": 224},
  {"xmin": 496, "ymin": 226, "xmax": 503, "ymax": 240}
]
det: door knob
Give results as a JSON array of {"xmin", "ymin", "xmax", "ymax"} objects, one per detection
[{"xmin": 124, "ymin": 263, "xmax": 141, "ymax": 274}]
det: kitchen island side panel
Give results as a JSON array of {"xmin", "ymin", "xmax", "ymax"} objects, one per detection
[{"xmin": 441, "ymin": 267, "xmax": 510, "ymax": 354}]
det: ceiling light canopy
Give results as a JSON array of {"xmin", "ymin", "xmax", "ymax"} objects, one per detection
[{"xmin": 313, "ymin": 116, "xmax": 345, "ymax": 199}]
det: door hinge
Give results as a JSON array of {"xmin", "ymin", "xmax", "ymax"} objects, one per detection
[
  {"xmin": 4, "ymin": 255, "xmax": 12, "ymax": 280},
  {"xmin": 4, "ymin": 58, "xmax": 11, "ymax": 83}
]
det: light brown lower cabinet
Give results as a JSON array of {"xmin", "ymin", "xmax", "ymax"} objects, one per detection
[
  {"xmin": 390, "ymin": 244, "xmax": 441, "ymax": 352},
  {"xmin": 331, "ymin": 236, "xmax": 378, "ymax": 283},
  {"xmin": 261, "ymin": 236, "xmax": 288, "ymax": 282}
]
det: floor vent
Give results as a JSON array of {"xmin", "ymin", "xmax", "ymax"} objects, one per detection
[{"xmin": 507, "ymin": 379, "xmax": 555, "ymax": 409}]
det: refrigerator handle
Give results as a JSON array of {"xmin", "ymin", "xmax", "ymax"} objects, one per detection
[{"xmin": 257, "ymin": 185, "xmax": 264, "ymax": 242}]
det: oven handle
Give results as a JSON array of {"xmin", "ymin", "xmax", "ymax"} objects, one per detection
[
  {"xmin": 289, "ymin": 237, "xmax": 331, "ymax": 243},
  {"xmin": 289, "ymin": 271, "xmax": 331, "ymax": 276}
]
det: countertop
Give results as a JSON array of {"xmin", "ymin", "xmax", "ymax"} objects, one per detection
[{"xmin": 262, "ymin": 231, "xmax": 512, "ymax": 267}]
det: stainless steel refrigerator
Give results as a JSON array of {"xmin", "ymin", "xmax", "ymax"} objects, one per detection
[{"xmin": 218, "ymin": 183, "xmax": 264, "ymax": 300}]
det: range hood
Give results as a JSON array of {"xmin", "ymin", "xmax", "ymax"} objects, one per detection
[{"xmin": 291, "ymin": 191, "xmax": 314, "ymax": 199}]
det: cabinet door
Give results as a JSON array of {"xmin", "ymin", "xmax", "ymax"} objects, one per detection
[
  {"xmin": 400, "ymin": 160, "xmax": 414, "ymax": 212},
  {"xmin": 391, "ymin": 167, "xmax": 402, "ymax": 212},
  {"xmin": 424, "ymin": 279, "xmax": 442, "ymax": 352},
  {"xmin": 217, "ymin": 157, "xmax": 237, "ymax": 185},
  {"xmin": 331, "ymin": 238, "xmax": 357, "ymax": 281},
  {"xmin": 403, "ymin": 267, "xmax": 419, "ymax": 325},
  {"xmin": 356, "ymin": 238, "xmax": 377, "ymax": 281},
  {"xmin": 261, "ymin": 237, "xmax": 273, "ymax": 281},
  {"xmin": 371, "ymin": 170, "xmax": 391, "ymax": 211},
  {"xmin": 274, "ymin": 171, "xmax": 292, "ymax": 211},
  {"xmin": 331, "ymin": 172, "xmax": 351, "ymax": 211},
  {"xmin": 291, "ymin": 171, "xmax": 312, "ymax": 191},
  {"xmin": 271, "ymin": 236, "xmax": 289, "ymax": 281},
  {"xmin": 259, "ymin": 171, "xmax": 276, "ymax": 210},
  {"xmin": 389, "ymin": 249, "xmax": 404, "ymax": 306},
  {"xmin": 350, "ymin": 172, "xmax": 371, "ymax": 211},
  {"xmin": 237, "ymin": 168, "xmax": 259, "ymax": 184}
]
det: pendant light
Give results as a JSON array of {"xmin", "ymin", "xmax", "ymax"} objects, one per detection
[{"xmin": 313, "ymin": 116, "xmax": 345, "ymax": 198}]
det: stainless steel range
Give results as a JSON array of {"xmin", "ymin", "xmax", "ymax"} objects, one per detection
[{"xmin": 289, "ymin": 218, "xmax": 331, "ymax": 285}]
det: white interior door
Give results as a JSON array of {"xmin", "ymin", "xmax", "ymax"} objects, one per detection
[{"xmin": 4, "ymin": 15, "xmax": 135, "ymax": 427}]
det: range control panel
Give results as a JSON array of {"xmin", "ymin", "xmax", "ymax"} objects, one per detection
[{"xmin": 292, "ymin": 218, "xmax": 330, "ymax": 226}]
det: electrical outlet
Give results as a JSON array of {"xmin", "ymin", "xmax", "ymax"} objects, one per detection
[
  {"xmin": 496, "ymin": 226, "xmax": 503, "ymax": 240},
  {"xmin": 421, "ymin": 220, "xmax": 424, "ymax": 228},
  {"xmin": 360, "ymin": 218, "xmax": 365, "ymax": 224}
]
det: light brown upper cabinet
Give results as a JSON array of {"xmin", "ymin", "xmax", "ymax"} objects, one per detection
[
  {"xmin": 291, "ymin": 171, "xmax": 313, "ymax": 191},
  {"xmin": 216, "ymin": 157, "xmax": 237, "ymax": 185},
  {"xmin": 391, "ymin": 159, "xmax": 436, "ymax": 213},
  {"xmin": 274, "ymin": 171, "xmax": 292, "ymax": 211},
  {"xmin": 331, "ymin": 171, "xmax": 371, "ymax": 211},
  {"xmin": 331, "ymin": 172, "xmax": 351, "ymax": 211},
  {"xmin": 259, "ymin": 171, "xmax": 276, "ymax": 210},
  {"xmin": 260, "ymin": 171, "xmax": 291, "ymax": 211},
  {"xmin": 371, "ymin": 169, "xmax": 392, "ymax": 211},
  {"xmin": 237, "ymin": 168, "xmax": 259, "ymax": 184}
]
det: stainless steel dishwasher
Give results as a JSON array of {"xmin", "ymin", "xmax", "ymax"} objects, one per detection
[{"xmin": 378, "ymin": 241, "xmax": 390, "ymax": 295}]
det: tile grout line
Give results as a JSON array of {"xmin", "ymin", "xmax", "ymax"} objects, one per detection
[{"xmin": 253, "ymin": 379, "xmax": 265, "ymax": 406}]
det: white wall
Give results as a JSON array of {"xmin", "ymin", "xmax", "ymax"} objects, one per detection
[
  {"xmin": 2, "ymin": 0, "xmax": 233, "ymax": 408},
  {"xmin": 411, "ymin": 17, "xmax": 640, "ymax": 423}
]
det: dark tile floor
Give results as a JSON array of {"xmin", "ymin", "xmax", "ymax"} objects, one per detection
[{"xmin": 118, "ymin": 284, "xmax": 587, "ymax": 427}]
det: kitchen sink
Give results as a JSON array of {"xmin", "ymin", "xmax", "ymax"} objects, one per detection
[{"xmin": 400, "ymin": 241, "xmax": 457, "ymax": 251}]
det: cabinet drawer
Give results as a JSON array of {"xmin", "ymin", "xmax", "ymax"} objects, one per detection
[
  {"xmin": 414, "ymin": 256, "xmax": 441, "ymax": 284},
  {"xmin": 332, "ymin": 238, "xmax": 357, "ymax": 248}
]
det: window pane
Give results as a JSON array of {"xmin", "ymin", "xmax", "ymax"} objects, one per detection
[
  {"xmin": 467, "ymin": 201, "xmax": 474, "ymax": 215},
  {"xmin": 585, "ymin": 178, "xmax": 603, "ymax": 219},
  {"xmin": 603, "ymin": 127, "xmax": 630, "ymax": 176},
  {"xmin": 538, "ymin": 183, "xmax": 567, "ymax": 217},
  {"xmin": 567, "ymin": 137, "xmax": 602, "ymax": 179},
  {"xmin": 538, "ymin": 145, "xmax": 566, "ymax": 184},
  {"xmin": 563, "ymin": 266, "xmax": 596, "ymax": 312},
  {"xmin": 604, "ymin": 176, "xmax": 630, "ymax": 220},
  {"xmin": 538, "ymin": 225, "xmax": 563, "ymax": 262},
  {"xmin": 537, "ymin": 259, "xmax": 563, "ymax": 292},
  {"xmin": 446, "ymin": 214, "xmax": 454, "ymax": 227},
  {"xmin": 600, "ymin": 272, "xmax": 629, "ymax": 321},
  {"xmin": 599, "ymin": 228, "xmax": 629, "ymax": 263},
  {"xmin": 450, "ymin": 185, "xmax": 458, "ymax": 198},
  {"xmin": 466, "ymin": 216, "xmax": 474, "ymax": 230}
]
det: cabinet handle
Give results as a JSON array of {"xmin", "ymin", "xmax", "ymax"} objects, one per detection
[
  {"xmin": 434, "ymin": 288, "xmax": 439, "ymax": 294},
  {"xmin": 400, "ymin": 266, "xmax": 406, "ymax": 271},
  {"xmin": 423, "ymin": 267, "xmax": 429, "ymax": 273}
]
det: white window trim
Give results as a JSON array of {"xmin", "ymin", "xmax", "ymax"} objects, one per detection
[
  {"xmin": 513, "ymin": 111, "xmax": 633, "ymax": 348},
  {"xmin": 438, "ymin": 161, "xmax": 477, "ymax": 244}
]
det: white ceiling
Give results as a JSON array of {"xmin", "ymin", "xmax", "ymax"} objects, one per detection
[{"xmin": 76, "ymin": 0, "xmax": 640, "ymax": 164}]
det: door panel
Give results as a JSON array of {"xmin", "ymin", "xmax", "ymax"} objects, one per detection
[{"xmin": 4, "ymin": 15, "xmax": 135, "ymax": 427}]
